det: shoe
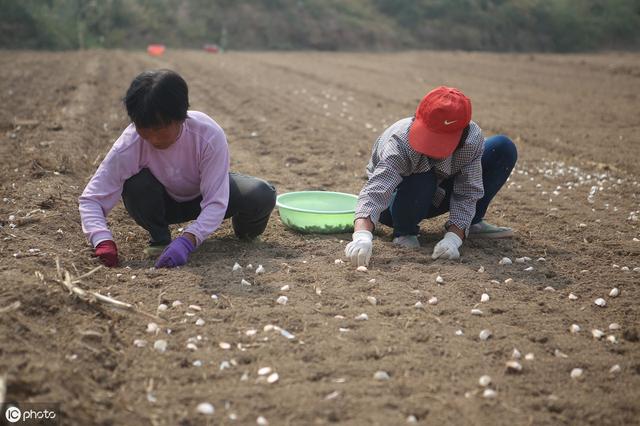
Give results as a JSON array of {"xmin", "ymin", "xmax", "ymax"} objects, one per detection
[
  {"xmin": 469, "ymin": 220, "xmax": 514, "ymax": 239},
  {"xmin": 392, "ymin": 235, "xmax": 421, "ymax": 249},
  {"xmin": 144, "ymin": 244, "xmax": 168, "ymax": 258}
]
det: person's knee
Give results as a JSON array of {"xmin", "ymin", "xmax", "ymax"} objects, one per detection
[
  {"xmin": 253, "ymin": 180, "xmax": 277, "ymax": 214},
  {"xmin": 490, "ymin": 135, "xmax": 518, "ymax": 165}
]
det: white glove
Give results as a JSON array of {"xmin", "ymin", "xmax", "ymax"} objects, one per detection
[
  {"xmin": 345, "ymin": 230, "xmax": 373, "ymax": 267},
  {"xmin": 431, "ymin": 232, "xmax": 463, "ymax": 260}
]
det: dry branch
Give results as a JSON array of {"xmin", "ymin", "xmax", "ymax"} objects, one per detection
[
  {"xmin": 51, "ymin": 258, "xmax": 162, "ymax": 321},
  {"xmin": 0, "ymin": 301, "xmax": 21, "ymax": 314}
]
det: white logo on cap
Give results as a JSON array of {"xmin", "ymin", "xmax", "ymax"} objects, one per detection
[{"xmin": 444, "ymin": 120, "xmax": 457, "ymax": 125}]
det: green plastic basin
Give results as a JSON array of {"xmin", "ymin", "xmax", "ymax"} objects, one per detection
[{"xmin": 276, "ymin": 191, "xmax": 358, "ymax": 234}]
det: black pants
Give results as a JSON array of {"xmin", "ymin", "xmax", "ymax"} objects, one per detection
[{"xmin": 122, "ymin": 168, "xmax": 276, "ymax": 245}]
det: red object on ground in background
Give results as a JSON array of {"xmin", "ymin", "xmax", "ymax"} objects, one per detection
[
  {"xmin": 203, "ymin": 44, "xmax": 219, "ymax": 53},
  {"xmin": 147, "ymin": 44, "xmax": 166, "ymax": 56}
]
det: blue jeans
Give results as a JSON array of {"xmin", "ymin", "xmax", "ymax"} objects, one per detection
[{"xmin": 379, "ymin": 135, "xmax": 517, "ymax": 237}]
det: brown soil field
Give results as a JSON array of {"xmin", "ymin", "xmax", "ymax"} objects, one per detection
[{"xmin": 1, "ymin": 50, "xmax": 639, "ymax": 426}]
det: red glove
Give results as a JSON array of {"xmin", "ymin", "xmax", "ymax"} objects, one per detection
[{"xmin": 95, "ymin": 240, "xmax": 118, "ymax": 267}]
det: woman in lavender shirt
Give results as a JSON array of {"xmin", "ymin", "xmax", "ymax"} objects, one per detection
[{"xmin": 79, "ymin": 69, "xmax": 276, "ymax": 268}]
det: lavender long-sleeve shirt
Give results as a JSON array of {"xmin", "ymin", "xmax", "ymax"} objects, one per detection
[{"xmin": 79, "ymin": 111, "xmax": 230, "ymax": 247}]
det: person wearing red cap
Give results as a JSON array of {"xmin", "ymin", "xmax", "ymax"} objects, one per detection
[{"xmin": 345, "ymin": 86, "xmax": 517, "ymax": 266}]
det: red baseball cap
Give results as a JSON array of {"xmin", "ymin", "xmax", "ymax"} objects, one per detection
[{"xmin": 408, "ymin": 86, "xmax": 472, "ymax": 159}]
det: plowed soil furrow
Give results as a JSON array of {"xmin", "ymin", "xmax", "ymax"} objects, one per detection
[{"xmin": 0, "ymin": 50, "xmax": 638, "ymax": 426}]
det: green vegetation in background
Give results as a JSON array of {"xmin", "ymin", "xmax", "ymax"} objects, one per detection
[{"xmin": 1, "ymin": 0, "xmax": 638, "ymax": 51}]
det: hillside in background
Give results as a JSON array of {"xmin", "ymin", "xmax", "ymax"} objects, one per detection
[{"xmin": 1, "ymin": 0, "xmax": 639, "ymax": 52}]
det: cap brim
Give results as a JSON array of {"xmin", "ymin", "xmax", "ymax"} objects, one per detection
[{"xmin": 408, "ymin": 119, "xmax": 462, "ymax": 159}]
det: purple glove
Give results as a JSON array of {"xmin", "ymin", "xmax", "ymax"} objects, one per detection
[{"xmin": 154, "ymin": 236, "xmax": 195, "ymax": 268}]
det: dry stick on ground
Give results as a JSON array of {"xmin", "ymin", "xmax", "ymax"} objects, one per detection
[
  {"xmin": 0, "ymin": 301, "xmax": 21, "ymax": 314},
  {"xmin": 51, "ymin": 258, "xmax": 162, "ymax": 322}
]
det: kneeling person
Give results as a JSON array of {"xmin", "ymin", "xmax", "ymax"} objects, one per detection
[
  {"xmin": 345, "ymin": 86, "xmax": 517, "ymax": 267},
  {"xmin": 79, "ymin": 69, "xmax": 276, "ymax": 268}
]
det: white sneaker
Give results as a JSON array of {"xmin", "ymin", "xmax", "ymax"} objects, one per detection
[{"xmin": 392, "ymin": 235, "xmax": 420, "ymax": 249}]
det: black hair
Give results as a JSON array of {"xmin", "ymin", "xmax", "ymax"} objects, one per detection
[{"xmin": 124, "ymin": 69, "xmax": 189, "ymax": 128}]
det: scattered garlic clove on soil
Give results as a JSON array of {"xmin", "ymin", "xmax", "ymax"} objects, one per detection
[
  {"xmin": 455, "ymin": 330, "xmax": 464, "ymax": 336},
  {"xmin": 355, "ymin": 313, "xmax": 369, "ymax": 321},
  {"xmin": 157, "ymin": 303, "xmax": 168, "ymax": 311},
  {"xmin": 368, "ymin": 278, "xmax": 376, "ymax": 283},
  {"xmin": 367, "ymin": 296, "xmax": 377, "ymax": 306},
  {"xmin": 568, "ymin": 293, "xmax": 578, "ymax": 300},
  {"xmin": 506, "ymin": 360, "xmax": 523, "ymax": 374},
  {"xmin": 188, "ymin": 305, "xmax": 202, "ymax": 311},
  {"xmin": 499, "ymin": 257, "xmax": 512, "ymax": 265},
  {"xmin": 256, "ymin": 264, "xmax": 265, "ymax": 274},
  {"xmin": 606, "ymin": 335, "xmax": 617, "ymax": 344},
  {"xmin": 406, "ymin": 415, "xmax": 418, "ymax": 424},
  {"xmin": 544, "ymin": 286, "xmax": 555, "ymax": 292},
  {"xmin": 479, "ymin": 329, "xmax": 492, "ymax": 341},
  {"xmin": 570, "ymin": 368, "xmax": 583, "ymax": 379},
  {"xmin": 480, "ymin": 293, "xmax": 490, "ymax": 303},
  {"xmin": 524, "ymin": 266, "xmax": 534, "ymax": 272},
  {"xmin": 219, "ymin": 342, "xmax": 231, "ymax": 350},
  {"xmin": 512, "ymin": 348, "xmax": 521, "ymax": 359},
  {"xmin": 356, "ymin": 265, "xmax": 368, "ymax": 272},
  {"xmin": 186, "ymin": 343, "xmax": 198, "ymax": 351},
  {"xmin": 609, "ymin": 323, "xmax": 620, "ymax": 330},
  {"xmin": 483, "ymin": 389, "xmax": 497, "ymax": 398},
  {"xmin": 594, "ymin": 298, "xmax": 606, "ymax": 307},
  {"xmin": 471, "ymin": 309, "xmax": 483, "ymax": 316},
  {"xmin": 478, "ymin": 375, "xmax": 492, "ymax": 387},
  {"xmin": 133, "ymin": 339, "xmax": 147, "ymax": 347},
  {"xmin": 276, "ymin": 295, "xmax": 288, "ymax": 305},
  {"xmin": 246, "ymin": 264, "xmax": 253, "ymax": 270},
  {"xmin": 147, "ymin": 322, "xmax": 159, "ymax": 334},
  {"xmin": 267, "ymin": 372, "xmax": 279, "ymax": 384},
  {"xmin": 334, "ymin": 259, "xmax": 344, "ymax": 265},
  {"xmin": 196, "ymin": 402, "xmax": 215, "ymax": 415},
  {"xmin": 280, "ymin": 284, "xmax": 290, "ymax": 291},
  {"xmin": 609, "ymin": 288, "xmax": 620, "ymax": 297},
  {"xmin": 515, "ymin": 257, "xmax": 526, "ymax": 263},
  {"xmin": 504, "ymin": 278, "xmax": 514, "ymax": 284},
  {"xmin": 592, "ymin": 329, "xmax": 605, "ymax": 339},
  {"xmin": 258, "ymin": 367, "xmax": 272, "ymax": 376},
  {"xmin": 241, "ymin": 279, "xmax": 252, "ymax": 286},
  {"xmin": 373, "ymin": 371, "xmax": 390, "ymax": 381},
  {"xmin": 435, "ymin": 275, "xmax": 444, "ymax": 284},
  {"xmin": 245, "ymin": 329, "xmax": 257, "ymax": 337},
  {"xmin": 477, "ymin": 266, "xmax": 485, "ymax": 273},
  {"xmin": 428, "ymin": 297, "xmax": 438, "ymax": 305},
  {"xmin": 257, "ymin": 416, "xmax": 269, "ymax": 425},
  {"xmin": 609, "ymin": 364, "xmax": 621, "ymax": 374},
  {"xmin": 414, "ymin": 301, "xmax": 424, "ymax": 309},
  {"xmin": 232, "ymin": 262, "xmax": 242, "ymax": 272},
  {"xmin": 524, "ymin": 353, "xmax": 535, "ymax": 361},
  {"xmin": 195, "ymin": 318, "xmax": 205, "ymax": 326},
  {"xmin": 554, "ymin": 349, "xmax": 568, "ymax": 358},
  {"xmin": 153, "ymin": 339, "xmax": 167, "ymax": 353},
  {"xmin": 570, "ymin": 324, "xmax": 581, "ymax": 333},
  {"xmin": 172, "ymin": 300, "xmax": 182, "ymax": 307}
]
